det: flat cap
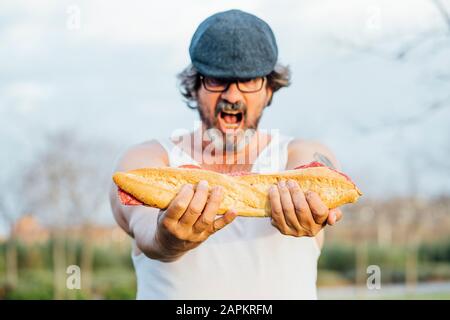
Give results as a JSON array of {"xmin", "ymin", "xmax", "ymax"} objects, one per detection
[{"xmin": 189, "ymin": 9, "xmax": 278, "ymax": 79}]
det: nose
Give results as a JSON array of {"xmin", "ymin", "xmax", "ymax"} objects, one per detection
[{"xmin": 220, "ymin": 83, "xmax": 243, "ymax": 105}]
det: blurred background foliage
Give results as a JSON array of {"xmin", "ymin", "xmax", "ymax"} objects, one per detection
[{"xmin": 1, "ymin": 192, "xmax": 450, "ymax": 299}]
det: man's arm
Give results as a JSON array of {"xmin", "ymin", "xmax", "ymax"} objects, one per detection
[
  {"xmin": 109, "ymin": 140, "xmax": 168, "ymax": 256},
  {"xmin": 286, "ymin": 139, "xmax": 342, "ymax": 171},
  {"xmin": 109, "ymin": 139, "xmax": 236, "ymax": 262}
]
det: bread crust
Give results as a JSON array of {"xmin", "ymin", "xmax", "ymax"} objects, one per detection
[{"xmin": 112, "ymin": 165, "xmax": 362, "ymax": 217}]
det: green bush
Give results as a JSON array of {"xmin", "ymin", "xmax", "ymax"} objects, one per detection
[
  {"xmin": 0, "ymin": 244, "xmax": 5, "ymax": 273},
  {"xmin": 4, "ymin": 269, "xmax": 53, "ymax": 300},
  {"xmin": 318, "ymin": 243, "xmax": 356, "ymax": 272},
  {"xmin": 92, "ymin": 246, "xmax": 133, "ymax": 271},
  {"xmin": 91, "ymin": 268, "xmax": 136, "ymax": 300},
  {"xmin": 419, "ymin": 239, "xmax": 450, "ymax": 263}
]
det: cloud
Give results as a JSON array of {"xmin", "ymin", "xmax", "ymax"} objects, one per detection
[
  {"xmin": 1, "ymin": 82, "xmax": 53, "ymax": 115},
  {"xmin": 0, "ymin": 0, "xmax": 448, "ymax": 199}
]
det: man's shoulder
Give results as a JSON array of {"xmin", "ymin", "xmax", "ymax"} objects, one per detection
[
  {"xmin": 287, "ymin": 138, "xmax": 340, "ymax": 170},
  {"xmin": 116, "ymin": 139, "xmax": 169, "ymax": 171},
  {"xmin": 288, "ymin": 138, "xmax": 333, "ymax": 155}
]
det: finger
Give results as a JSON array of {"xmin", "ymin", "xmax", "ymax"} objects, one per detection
[
  {"xmin": 211, "ymin": 209, "xmax": 237, "ymax": 233},
  {"xmin": 193, "ymin": 186, "xmax": 223, "ymax": 233},
  {"xmin": 305, "ymin": 191, "xmax": 329, "ymax": 225},
  {"xmin": 269, "ymin": 185, "xmax": 291, "ymax": 232},
  {"xmin": 287, "ymin": 182, "xmax": 314, "ymax": 229},
  {"xmin": 327, "ymin": 208, "xmax": 342, "ymax": 225},
  {"xmin": 335, "ymin": 208, "xmax": 343, "ymax": 222},
  {"xmin": 165, "ymin": 184, "xmax": 194, "ymax": 221},
  {"xmin": 289, "ymin": 188, "xmax": 323, "ymax": 236},
  {"xmin": 279, "ymin": 180, "xmax": 301, "ymax": 230},
  {"xmin": 179, "ymin": 180, "xmax": 209, "ymax": 227}
]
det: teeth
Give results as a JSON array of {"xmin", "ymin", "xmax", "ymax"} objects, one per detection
[
  {"xmin": 223, "ymin": 123, "xmax": 240, "ymax": 129},
  {"xmin": 219, "ymin": 110, "xmax": 242, "ymax": 130},
  {"xmin": 222, "ymin": 110, "xmax": 241, "ymax": 115}
]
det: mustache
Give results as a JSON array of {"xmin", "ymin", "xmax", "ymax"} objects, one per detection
[{"xmin": 214, "ymin": 100, "xmax": 247, "ymax": 117}]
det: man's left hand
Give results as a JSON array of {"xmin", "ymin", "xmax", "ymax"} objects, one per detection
[{"xmin": 269, "ymin": 179, "xmax": 342, "ymax": 237}]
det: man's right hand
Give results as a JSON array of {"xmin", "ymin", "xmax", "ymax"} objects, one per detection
[{"xmin": 150, "ymin": 180, "xmax": 236, "ymax": 261}]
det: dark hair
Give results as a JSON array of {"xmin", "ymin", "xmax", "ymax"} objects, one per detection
[{"xmin": 177, "ymin": 63, "xmax": 291, "ymax": 109}]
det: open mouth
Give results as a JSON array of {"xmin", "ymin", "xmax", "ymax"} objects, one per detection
[{"xmin": 218, "ymin": 110, "xmax": 244, "ymax": 131}]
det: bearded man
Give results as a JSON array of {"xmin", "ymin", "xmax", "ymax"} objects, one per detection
[{"xmin": 109, "ymin": 9, "xmax": 343, "ymax": 299}]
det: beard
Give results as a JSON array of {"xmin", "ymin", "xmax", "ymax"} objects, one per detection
[{"xmin": 198, "ymin": 100, "xmax": 263, "ymax": 153}]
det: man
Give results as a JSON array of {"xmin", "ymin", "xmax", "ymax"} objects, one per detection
[{"xmin": 109, "ymin": 9, "xmax": 343, "ymax": 299}]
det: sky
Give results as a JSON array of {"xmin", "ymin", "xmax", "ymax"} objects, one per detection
[{"xmin": 1, "ymin": 0, "xmax": 449, "ymax": 231}]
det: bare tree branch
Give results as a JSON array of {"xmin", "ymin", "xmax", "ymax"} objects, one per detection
[
  {"xmin": 355, "ymin": 95, "xmax": 450, "ymax": 134},
  {"xmin": 24, "ymin": 130, "xmax": 116, "ymax": 229},
  {"xmin": 432, "ymin": 0, "xmax": 450, "ymax": 32}
]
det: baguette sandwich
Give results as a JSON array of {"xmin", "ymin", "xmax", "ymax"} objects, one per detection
[{"xmin": 112, "ymin": 161, "xmax": 362, "ymax": 217}]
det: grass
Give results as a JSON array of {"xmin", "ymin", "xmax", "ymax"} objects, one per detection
[{"xmin": 0, "ymin": 268, "xmax": 136, "ymax": 300}]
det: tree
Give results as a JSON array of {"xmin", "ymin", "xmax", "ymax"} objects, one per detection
[
  {"xmin": 25, "ymin": 130, "xmax": 116, "ymax": 299},
  {"xmin": 334, "ymin": 0, "xmax": 450, "ymax": 291},
  {"xmin": 336, "ymin": 0, "xmax": 450, "ymax": 134},
  {"xmin": 0, "ymin": 167, "xmax": 32, "ymax": 291}
]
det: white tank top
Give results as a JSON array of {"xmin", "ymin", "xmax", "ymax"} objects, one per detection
[{"xmin": 132, "ymin": 134, "xmax": 321, "ymax": 299}]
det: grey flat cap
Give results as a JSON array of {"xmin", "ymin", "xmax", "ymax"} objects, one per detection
[{"xmin": 189, "ymin": 9, "xmax": 278, "ymax": 79}]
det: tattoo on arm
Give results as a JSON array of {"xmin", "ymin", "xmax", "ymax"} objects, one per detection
[{"xmin": 313, "ymin": 152, "xmax": 336, "ymax": 169}]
